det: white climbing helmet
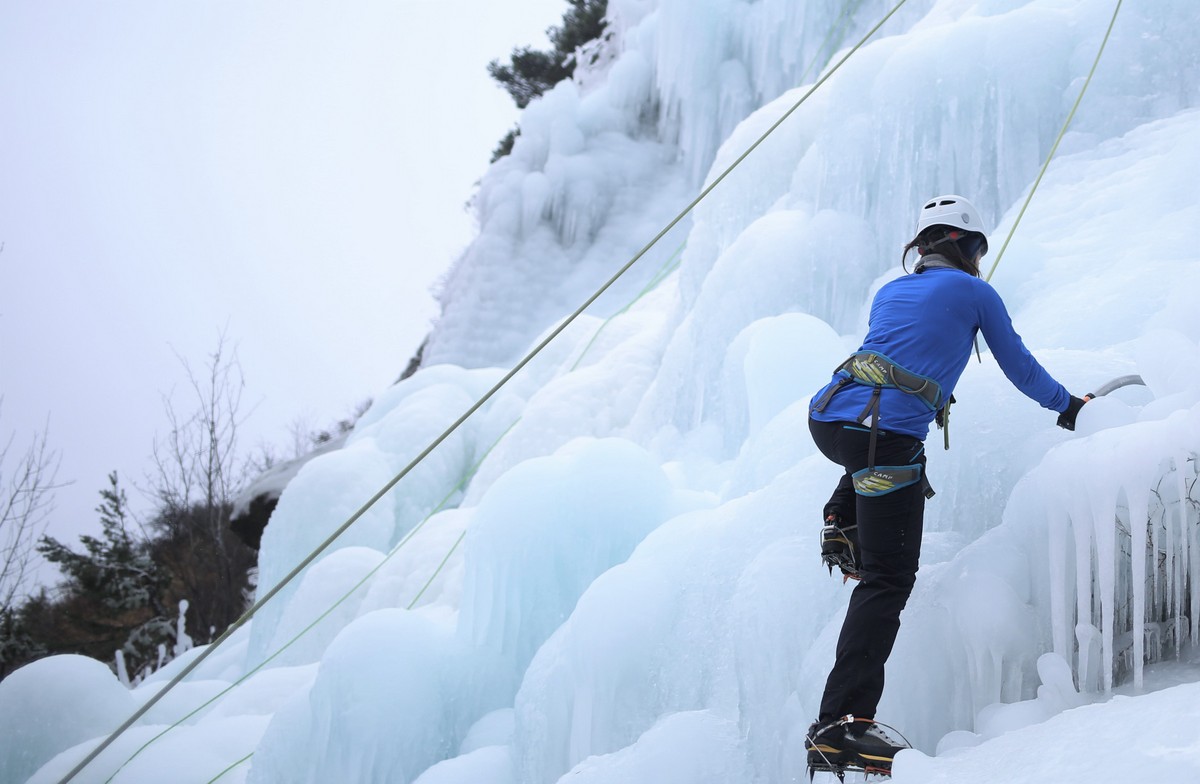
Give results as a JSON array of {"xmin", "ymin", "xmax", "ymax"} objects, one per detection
[{"xmin": 915, "ymin": 194, "xmax": 988, "ymax": 236}]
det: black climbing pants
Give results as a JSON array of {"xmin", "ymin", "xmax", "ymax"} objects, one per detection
[{"xmin": 809, "ymin": 417, "xmax": 927, "ymax": 722}]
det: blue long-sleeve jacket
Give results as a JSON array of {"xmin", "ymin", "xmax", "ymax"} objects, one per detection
[{"xmin": 810, "ymin": 265, "xmax": 1070, "ymax": 440}]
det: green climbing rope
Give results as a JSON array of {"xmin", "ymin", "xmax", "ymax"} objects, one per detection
[
  {"xmin": 202, "ymin": 752, "xmax": 253, "ymax": 784},
  {"xmin": 99, "ymin": 233, "xmax": 696, "ymax": 781},
  {"xmin": 99, "ymin": 421, "xmax": 518, "ymax": 783},
  {"xmin": 796, "ymin": 0, "xmax": 866, "ymax": 88},
  {"xmin": 569, "ymin": 240, "xmax": 685, "ymax": 372},
  {"xmin": 985, "ymin": 0, "xmax": 1124, "ymax": 282},
  {"xmin": 100, "ymin": 209, "xmax": 688, "ymax": 783},
  {"xmin": 56, "ymin": 3, "xmax": 912, "ymax": 782}
]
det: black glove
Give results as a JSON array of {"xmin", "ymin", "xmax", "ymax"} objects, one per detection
[
  {"xmin": 1056, "ymin": 394, "xmax": 1093, "ymax": 431},
  {"xmin": 821, "ymin": 514, "xmax": 861, "ymax": 581}
]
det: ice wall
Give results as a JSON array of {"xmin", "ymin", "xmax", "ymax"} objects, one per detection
[
  {"xmin": 425, "ymin": 0, "xmax": 1199, "ymax": 371},
  {"xmin": 0, "ymin": 656, "xmax": 136, "ymax": 784},
  {"xmin": 423, "ymin": 0, "xmax": 930, "ymax": 369},
  {"xmin": 421, "ymin": 63, "xmax": 691, "ymax": 369},
  {"xmin": 8, "ymin": 2, "xmax": 1200, "ymax": 783},
  {"xmin": 630, "ymin": 0, "xmax": 1200, "ymax": 455}
]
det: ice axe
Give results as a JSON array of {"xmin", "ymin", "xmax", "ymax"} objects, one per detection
[
  {"xmin": 1090, "ymin": 374, "xmax": 1145, "ymax": 397},
  {"xmin": 1064, "ymin": 374, "xmax": 1146, "ymax": 430}
]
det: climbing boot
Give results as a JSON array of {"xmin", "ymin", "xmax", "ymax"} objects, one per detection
[{"xmin": 805, "ymin": 716, "xmax": 907, "ymax": 776}]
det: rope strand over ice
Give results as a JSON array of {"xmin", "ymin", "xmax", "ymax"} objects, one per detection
[
  {"xmin": 54, "ymin": 3, "xmax": 915, "ymax": 781},
  {"xmin": 984, "ymin": 0, "xmax": 1124, "ymax": 282},
  {"xmin": 96, "ymin": 421, "xmax": 519, "ymax": 783}
]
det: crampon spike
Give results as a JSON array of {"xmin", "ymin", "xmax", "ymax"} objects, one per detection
[
  {"xmin": 807, "ymin": 762, "xmax": 891, "ymax": 782},
  {"xmin": 805, "ymin": 726, "xmax": 846, "ymax": 783}
]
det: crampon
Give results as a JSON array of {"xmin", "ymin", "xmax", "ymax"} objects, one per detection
[
  {"xmin": 806, "ymin": 759, "xmax": 893, "ymax": 782},
  {"xmin": 804, "ymin": 716, "xmax": 910, "ymax": 782}
]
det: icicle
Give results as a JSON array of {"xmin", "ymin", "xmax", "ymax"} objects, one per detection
[
  {"xmin": 1071, "ymin": 499, "xmax": 1096, "ymax": 691},
  {"xmin": 1187, "ymin": 454, "xmax": 1200, "ymax": 647},
  {"xmin": 175, "ymin": 599, "xmax": 194, "ymax": 658},
  {"xmin": 115, "ymin": 650, "xmax": 131, "ymax": 689},
  {"xmin": 1046, "ymin": 499, "xmax": 1072, "ymax": 661},
  {"xmin": 1127, "ymin": 485, "xmax": 1150, "ymax": 691},
  {"xmin": 1075, "ymin": 622, "xmax": 1102, "ymax": 694},
  {"xmin": 1088, "ymin": 482, "xmax": 1119, "ymax": 694},
  {"xmin": 1175, "ymin": 454, "xmax": 1189, "ymax": 652},
  {"xmin": 1150, "ymin": 479, "xmax": 1161, "ymax": 624},
  {"xmin": 1171, "ymin": 456, "xmax": 1180, "ymax": 657}
]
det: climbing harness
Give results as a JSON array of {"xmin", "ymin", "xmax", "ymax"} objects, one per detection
[
  {"xmin": 813, "ymin": 351, "xmax": 944, "ymax": 412},
  {"xmin": 811, "ymin": 351, "xmax": 938, "ymax": 498}
]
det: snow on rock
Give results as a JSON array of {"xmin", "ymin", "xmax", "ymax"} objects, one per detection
[{"xmin": 244, "ymin": 440, "xmax": 406, "ymax": 664}]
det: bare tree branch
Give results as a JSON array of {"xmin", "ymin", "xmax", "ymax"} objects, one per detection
[
  {"xmin": 1, "ymin": 400, "xmax": 68, "ymax": 608},
  {"xmin": 150, "ymin": 330, "xmax": 252, "ymax": 516},
  {"xmin": 145, "ymin": 330, "xmax": 256, "ymax": 639}
]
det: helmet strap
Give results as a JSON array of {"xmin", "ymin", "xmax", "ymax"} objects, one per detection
[
  {"xmin": 917, "ymin": 230, "xmax": 981, "ymax": 277},
  {"xmin": 923, "ymin": 229, "xmax": 964, "ymax": 251}
]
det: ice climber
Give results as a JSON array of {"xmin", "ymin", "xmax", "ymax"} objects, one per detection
[{"xmin": 802, "ymin": 194, "xmax": 1090, "ymax": 776}]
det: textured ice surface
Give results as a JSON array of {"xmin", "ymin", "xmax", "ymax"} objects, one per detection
[{"xmin": 7, "ymin": 1, "xmax": 1200, "ymax": 782}]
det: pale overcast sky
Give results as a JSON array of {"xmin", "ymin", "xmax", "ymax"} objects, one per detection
[{"xmin": 0, "ymin": 0, "xmax": 567, "ymax": 584}]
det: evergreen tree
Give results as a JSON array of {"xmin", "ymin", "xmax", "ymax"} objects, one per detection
[
  {"xmin": 491, "ymin": 129, "xmax": 520, "ymax": 164},
  {"xmin": 0, "ymin": 604, "xmax": 42, "ymax": 680},
  {"xmin": 36, "ymin": 472, "xmax": 173, "ymax": 678},
  {"xmin": 1, "ymin": 336, "xmax": 256, "ymax": 683},
  {"xmin": 488, "ymin": 0, "xmax": 608, "ymax": 159}
]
